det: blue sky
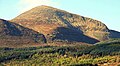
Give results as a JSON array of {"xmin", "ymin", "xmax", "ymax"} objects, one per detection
[{"xmin": 0, "ymin": 0, "xmax": 120, "ymax": 31}]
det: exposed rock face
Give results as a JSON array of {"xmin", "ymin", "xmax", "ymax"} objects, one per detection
[
  {"xmin": 11, "ymin": 5, "xmax": 119, "ymax": 43},
  {"xmin": 0, "ymin": 19, "xmax": 46, "ymax": 45}
]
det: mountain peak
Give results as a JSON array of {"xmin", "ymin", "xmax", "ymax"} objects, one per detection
[
  {"xmin": 30, "ymin": 5, "xmax": 57, "ymax": 11},
  {"xmin": 40, "ymin": 5, "xmax": 54, "ymax": 8},
  {"xmin": 11, "ymin": 6, "xmax": 120, "ymax": 43}
]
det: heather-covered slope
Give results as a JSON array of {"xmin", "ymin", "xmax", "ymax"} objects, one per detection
[
  {"xmin": 0, "ymin": 19, "xmax": 46, "ymax": 46},
  {"xmin": 11, "ymin": 5, "xmax": 119, "ymax": 43}
]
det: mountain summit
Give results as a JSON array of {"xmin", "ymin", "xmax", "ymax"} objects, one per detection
[{"xmin": 11, "ymin": 5, "xmax": 120, "ymax": 43}]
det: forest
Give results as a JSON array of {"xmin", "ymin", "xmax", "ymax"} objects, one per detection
[{"xmin": 0, "ymin": 39, "xmax": 120, "ymax": 66}]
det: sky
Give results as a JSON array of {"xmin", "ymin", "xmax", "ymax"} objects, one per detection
[{"xmin": 0, "ymin": 0, "xmax": 120, "ymax": 32}]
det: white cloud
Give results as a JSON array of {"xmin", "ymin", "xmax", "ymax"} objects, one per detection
[{"xmin": 18, "ymin": 0, "xmax": 58, "ymax": 14}]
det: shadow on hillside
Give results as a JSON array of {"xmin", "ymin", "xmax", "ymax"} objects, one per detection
[
  {"xmin": 109, "ymin": 30, "xmax": 120, "ymax": 38},
  {"xmin": 70, "ymin": 63, "xmax": 98, "ymax": 66},
  {"xmin": 2, "ymin": 20, "xmax": 22, "ymax": 36},
  {"xmin": 52, "ymin": 27, "xmax": 99, "ymax": 44},
  {"xmin": 0, "ymin": 19, "xmax": 47, "ymax": 44},
  {"xmin": 53, "ymin": 12, "xmax": 99, "ymax": 44}
]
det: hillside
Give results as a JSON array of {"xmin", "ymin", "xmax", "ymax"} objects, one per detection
[
  {"xmin": 0, "ymin": 39, "xmax": 120, "ymax": 66},
  {"xmin": 0, "ymin": 19, "xmax": 46, "ymax": 47},
  {"xmin": 109, "ymin": 30, "xmax": 120, "ymax": 38},
  {"xmin": 11, "ymin": 5, "xmax": 120, "ymax": 44}
]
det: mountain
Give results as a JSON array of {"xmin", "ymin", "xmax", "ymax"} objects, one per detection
[
  {"xmin": 11, "ymin": 5, "xmax": 120, "ymax": 43},
  {"xmin": 109, "ymin": 30, "xmax": 120, "ymax": 38},
  {"xmin": 0, "ymin": 19, "xmax": 46, "ymax": 46}
]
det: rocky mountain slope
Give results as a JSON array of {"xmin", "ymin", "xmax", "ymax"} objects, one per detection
[
  {"xmin": 0, "ymin": 19, "xmax": 46, "ymax": 46},
  {"xmin": 11, "ymin": 5, "xmax": 120, "ymax": 44},
  {"xmin": 109, "ymin": 30, "xmax": 120, "ymax": 38}
]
